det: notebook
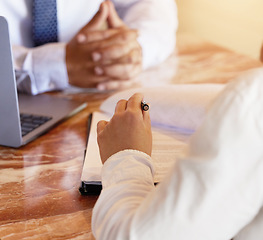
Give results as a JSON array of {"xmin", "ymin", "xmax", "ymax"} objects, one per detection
[
  {"xmin": 0, "ymin": 16, "xmax": 86, "ymax": 148},
  {"xmin": 79, "ymin": 111, "xmax": 190, "ymax": 195},
  {"xmin": 79, "ymin": 84, "xmax": 225, "ymax": 195}
]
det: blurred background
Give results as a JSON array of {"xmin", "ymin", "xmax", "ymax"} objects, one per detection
[{"xmin": 176, "ymin": 0, "xmax": 263, "ymax": 60}]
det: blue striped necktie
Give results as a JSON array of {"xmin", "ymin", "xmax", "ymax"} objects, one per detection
[{"xmin": 32, "ymin": 0, "xmax": 58, "ymax": 47}]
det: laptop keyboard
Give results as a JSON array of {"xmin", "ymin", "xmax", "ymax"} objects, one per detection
[{"xmin": 20, "ymin": 113, "xmax": 52, "ymax": 137}]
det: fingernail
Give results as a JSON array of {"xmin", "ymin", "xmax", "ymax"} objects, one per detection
[
  {"xmin": 77, "ymin": 34, "xmax": 86, "ymax": 43},
  {"xmin": 99, "ymin": 2, "xmax": 105, "ymax": 12},
  {"xmin": 92, "ymin": 52, "xmax": 101, "ymax": 62},
  {"xmin": 94, "ymin": 66, "xmax": 104, "ymax": 75}
]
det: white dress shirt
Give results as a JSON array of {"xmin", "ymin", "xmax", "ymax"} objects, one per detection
[
  {"xmin": 92, "ymin": 69, "xmax": 263, "ymax": 240},
  {"xmin": 0, "ymin": 0, "xmax": 177, "ymax": 95}
]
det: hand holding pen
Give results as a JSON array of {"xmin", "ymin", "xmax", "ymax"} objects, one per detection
[{"xmin": 97, "ymin": 93, "xmax": 152, "ymax": 163}]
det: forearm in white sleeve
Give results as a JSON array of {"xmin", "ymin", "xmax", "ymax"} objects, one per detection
[
  {"xmin": 13, "ymin": 43, "xmax": 69, "ymax": 95},
  {"xmin": 92, "ymin": 150, "xmax": 155, "ymax": 240},
  {"xmin": 92, "ymin": 69, "xmax": 263, "ymax": 240},
  {"xmin": 113, "ymin": 0, "xmax": 178, "ymax": 69}
]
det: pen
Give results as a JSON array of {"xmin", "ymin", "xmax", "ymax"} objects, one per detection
[{"xmin": 141, "ymin": 101, "xmax": 149, "ymax": 111}]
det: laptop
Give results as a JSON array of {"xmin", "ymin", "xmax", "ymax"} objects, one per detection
[{"xmin": 0, "ymin": 16, "xmax": 87, "ymax": 148}]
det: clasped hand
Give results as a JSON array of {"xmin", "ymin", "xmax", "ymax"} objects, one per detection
[
  {"xmin": 66, "ymin": 1, "xmax": 142, "ymax": 90},
  {"xmin": 97, "ymin": 93, "xmax": 152, "ymax": 164}
]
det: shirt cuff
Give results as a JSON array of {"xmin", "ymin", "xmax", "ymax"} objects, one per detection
[
  {"xmin": 101, "ymin": 149, "xmax": 155, "ymax": 189},
  {"xmin": 22, "ymin": 43, "xmax": 69, "ymax": 95}
]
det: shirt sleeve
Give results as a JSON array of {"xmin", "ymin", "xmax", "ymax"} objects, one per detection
[
  {"xmin": 92, "ymin": 68, "xmax": 263, "ymax": 240},
  {"xmin": 9, "ymin": 0, "xmax": 177, "ymax": 94},
  {"xmin": 113, "ymin": 0, "xmax": 178, "ymax": 69},
  {"xmin": 13, "ymin": 43, "xmax": 69, "ymax": 95},
  {"xmin": 92, "ymin": 150, "xmax": 155, "ymax": 239}
]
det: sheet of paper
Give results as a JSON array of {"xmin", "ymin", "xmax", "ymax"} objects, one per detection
[
  {"xmin": 81, "ymin": 112, "xmax": 191, "ymax": 184},
  {"xmin": 81, "ymin": 85, "xmax": 225, "ymax": 185},
  {"xmin": 100, "ymin": 84, "xmax": 225, "ymax": 133},
  {"xmin": 81, "ymin": 112, "xmax": 105, "ymax": 184},
  {"xmin": 151, "ymin": 127, "xmax": 189, "ymax": 182}
]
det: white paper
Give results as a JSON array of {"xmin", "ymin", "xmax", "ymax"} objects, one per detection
[
  {"xmin": 81, "ymin": 112, "xmax": 106, "ymax": 183},
  {"xmin": 82, "ymin": 84, "xmax": 226, "ymax": 184},
  {"xmin": 81, "ymin": 112, "xmax": 191, "ymax": 184},
  {"xmin": 100, "ymin": 84, "xmax": 225, "ymax": 133}
]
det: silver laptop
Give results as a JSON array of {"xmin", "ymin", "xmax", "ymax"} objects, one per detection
[{"xmin": 0, "ymin": 16, "xmax": 86, "ymax": 148}]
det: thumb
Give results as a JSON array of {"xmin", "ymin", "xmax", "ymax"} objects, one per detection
[
  {"xmin": 81, "ymin": 2, "xmax": 109, "ymax": 32},
  {"xmin": 106, "ymin": 0, "xmax": 125, "ymax": 28},
  {"xmin": 97, "ymin": 120, "xmax": 108, "ymax": 135}
]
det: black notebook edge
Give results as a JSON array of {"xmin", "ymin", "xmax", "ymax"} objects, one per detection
[{"xmin": 79, "ymin": 181, "xmax": 102, "ymax": 195}]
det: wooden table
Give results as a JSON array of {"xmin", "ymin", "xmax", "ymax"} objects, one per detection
[{"xmin": 0, "ymin": 34, "xmax": 262, "ymax": 239}]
